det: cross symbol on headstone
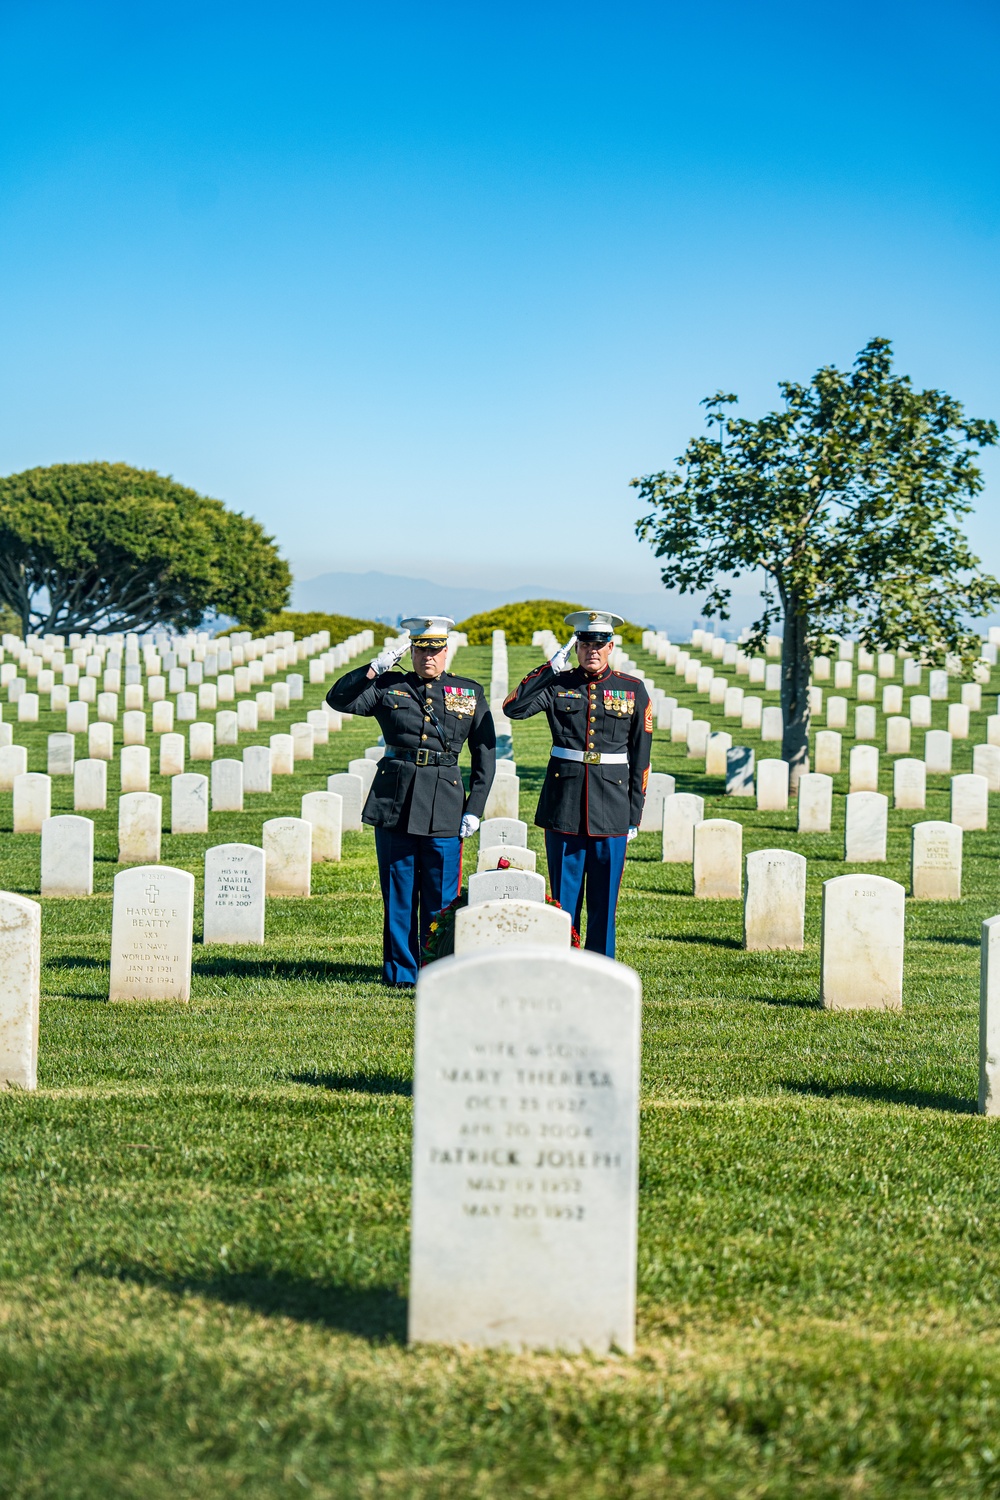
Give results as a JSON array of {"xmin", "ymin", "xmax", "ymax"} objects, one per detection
[
  {"xmin": 497, "ymin": 831, "xmax": 510, "ymax": 842},
  {"xmin": 145, "ymin": 883, "xmax": 160, "ymax": 904}
]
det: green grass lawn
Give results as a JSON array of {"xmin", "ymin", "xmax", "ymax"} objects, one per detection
[{"xmin": 2, "ymin": 642, "xmax": 1000, "ymax": 1498}]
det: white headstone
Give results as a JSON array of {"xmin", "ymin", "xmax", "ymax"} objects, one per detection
[
  {"xmin": 88, "ymin": 721, "xmax": 113, "ymax": 760},
  {"xmin": 203, "ymin": 843, "xmax": 266, "ymax": 945},
  {"xmin": 760, "ymin": 706, "xmax": 783, "ymax": 742},
  {"xmin": 467, "ymin": 868, "xmax": 546, "ymax": 905},
  {"xmin": 909, "ymin": 695, "xmax": 932, "ymax": 728},
  {"xmin": 911, "ymin": 820, "xmax": 962, "ymax": 901},
  {"xmin": 454, "ymin": 899, "xmax": 571, "ymax": 952},
  {"xmin": 0, "ymin": 893, "xmax": 41, "ymax": 1089},
  {"xmin": 216, "ymin": 709, "xmax": 239, "ymax": 746},
  {"xmin": 813, "ymin": 730, "xmax": 841, "ymax": 775},
  {"xmin": 109, "ymin": 865, "xmax": 194, "ymax": 1000},
  {"xmin": 176, "ymin": 692, "xmax": 197, "ymax": 722},
  {"xmin": 18, "ymin": 693, "xmax": 39, "ymax": 722},
  {"xmin": 882, "ymin": 685, "xmax": 904, "ymax": 716},
  {"xmin": 13, "ymin": 772, "xmax": 51, "ymax": 833},
  {"xmin": 47, "ymin": 732, "xmax": 75, "ymax": 776},
  {"xmin": 797, "ymin": 772, "xmax": 832, "ymax": 833},
  {"xmin": 849, "ymin": 744, "xmax": 879, "ymax": 793},
  {"xmin": 951, "ymin": 772, "xmax": 988, "ymax": 831},
  {"xmin": 210, "ymin": 758, "xmax": 244, "ymax": 812},
  {"xmin": 640, "ymin": 771, "xmax": 676, "ymax": 832},
  {"xmin": 705, "ymin": 730, "xmax": 733, "ymax": 777},
  {"xmin": 755, "ymin": 758, "xmax": 789, "ymax": 811},
  {"xmin": 479, "ymin": 818, "xmax": 528, "ymax": 849},
  {"xmin": 744, "ymin": 848, "xmax": 806, "ymax": 950},
  {"xmin": 483, "ymin": 775, "xmax": 519, "ymax": 821},
  {"xmin": 726, "ymin": 746, "xmax": 754, "ymax": 795},
  {"xmin": 74, "ymin": 757, "xmax": 107, "ymax": 811},
  {"xmin": 263, "ymin": 817, "xmax": 312, "ymax": 896},
  {"xmin": 408, "ymin": 948, "xmax": 640, "ymax": 1352},
  {"xmin": 856, "ymin": 673, "xmax": 876, "ymax": 702},
  {"xmin": 171, "ymin": 773, "xmax": 209, "ymax": 834},
  {"xmin": 885, "ymin": 716, "xmax": 910, "ymax": 755},
  {"xmin": 948, "ymin": 703, "xmax": 970, "ymax": 739},
  {"xmin": 291, "ymin": 723, "xmax": 314, "ymax": 760},
  {"xmin": 237, "ymin": 699, "xmax": 259, "ymax": 732},
  {"xmin": 693, "ymin": 818, "xmax": 742, "ymax": 898},
  {"xmin": 189, "ymin": 722, "xmax": 214, "ymax": 762},
  {"xmin": 980, "ymin": 916, "xmax": 1000, "ymax": 1116},
  {"xmin": 119, "ymin": 745, "xmax": 149, "ymax": 793},
  {"xmin": 891, "ymin": 757, "xmax": 925, "ymax": 811},
  {"xmin": 66, "ymin": 700, "xmax": 89, "ymax": 735},
  {"xmin": 158, "ymin": 732, "xmax": 184, "ymax": 778},
  {"xmin": 96, "ymin": 692, "xmax": 117, "ymax": 722},
  {"xmin": 924, "ymin": 729, "xmax": 953, "ymax": 775},
  {"xmin": 41, "ymin": 813, "xmax": 93, "ymax": 896},
  {"xmin": 854, "ymin": 705, "xmax": 877, "ymax": 741},
  {"xmin": 243, "ymin": 744, "xmax": 273, "ymax": 795},
  {"xmin": 820, "ymin": 874, "xmax": 904, "ymax": 1010},
  {"xmin": 327, "ymin": 771, "xmax": 363, "ymax": 830},
  {"xmin": 662, "ymin": 793, "xmax": 704, "ymax": 862},
  {"xmin": 826, "ymin": 697, "xmax": 848, "ymax": 730},
  {"xmin": 843, "ymin": 787, "xmax": 887, "ymax": 861},
  {"xmin": 117, "ymin": 791, "xmax": 162, "ymax": 864},
  {"xmin": 122, "ymin": 710, "xmax": 146, "ymax": 746},
  {"xmin": 270, "ymin": 733, "xmax": 295, "ymax": 776},
  {"xmin": 301, "ymin": 790, "xmax": 343, "ymax": 862},
  {"xmin": 928, "ymin": 669, "xmax": 949, "ymax": 700},
  {"xmin": 973, "ymin": 742, "xmax": 1000, "ymax": 792},
  {"xmin": 151, "ymin": 699, "xmax": 174, "ymax": 734}
]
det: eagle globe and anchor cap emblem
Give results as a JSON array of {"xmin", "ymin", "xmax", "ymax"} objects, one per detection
[{"xmin": 564, "ymin": 607, "xmax": 625, "ymax": 642}]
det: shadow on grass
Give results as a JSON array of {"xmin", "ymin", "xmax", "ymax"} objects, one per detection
[
  {"xmin": 782, "ymin": 1079, "xmax": 976, "ymax": 1114},
  {"xmin": 45, "ymin": 955, "xmax": 106, "ymax": 971},
  {"xmin": 928, "ymin": 935, "xmax": 981, "ymax": 948},
  {"xmin": 82, "ymin": 1261, "xmax": 407, "ymax": 1341},
  {"xmin": 663, "ymin": 934, "xmax": 743, "ymax": 951},
  {"xmin": 192, "ymin": 957, "xmax": 383, "ymax": 983},
  {"xmin": 290, "ymin": 1070, "xmax": 412, "ymax": 1097},
  {"xmin": 752, "ymin": 994, "xmax": 820, "ymax": 1010}
]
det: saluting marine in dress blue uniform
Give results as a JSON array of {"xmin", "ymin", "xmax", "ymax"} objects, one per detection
[
  {"xmin": 503, "ymin": 610, "xmax": 652, "ymax": 958},
  {"xmin": 328, "ymin": 616, "xmax": 495, "ymax": 986}
]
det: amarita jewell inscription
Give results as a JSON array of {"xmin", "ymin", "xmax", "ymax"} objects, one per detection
[{"xmin": 409, "ymin": 948, "xmax": 641, "ymax": 1354}]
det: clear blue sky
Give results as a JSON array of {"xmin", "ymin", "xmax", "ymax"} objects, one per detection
[{"xmin": 1, "ymin": 0, "xmax": 998, "ymax": 613}]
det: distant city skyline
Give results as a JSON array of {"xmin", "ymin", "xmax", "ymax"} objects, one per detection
[{"xmin": 1, "ymin": 1, "xmax": 997, "ymax": 605}]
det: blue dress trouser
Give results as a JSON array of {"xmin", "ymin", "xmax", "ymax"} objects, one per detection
[
  {"xmin": 374, "ymin": 827, "xmax": 463, "ymax": 985},
  {"xmin": 544, "ymin": 831, "xmax": 628, "ymax": 959}
]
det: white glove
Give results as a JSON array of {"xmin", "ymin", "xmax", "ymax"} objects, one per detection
[
  {"xmin": 627, "ymin": 826, "xmax": 638, "ymax": 842},
  {"xmin": 369, "ymin": 637, "xmax": 409, "ymax": 676},
  {"xmin": 549, "ymin": 634, "xmax": 577, "ymax": 674},
  {"xmin": 460, "ymin": 814, "xmax": 480, "ymax": 839}
]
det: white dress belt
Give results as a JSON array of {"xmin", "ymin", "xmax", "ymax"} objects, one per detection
[{"xmin": 551, "ymin": 746, "xmax": 629, "ymax": 766}]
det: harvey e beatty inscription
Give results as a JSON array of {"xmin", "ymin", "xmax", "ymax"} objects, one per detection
[
  {"xmin": 109, "ymin": 865, "xmax": 195, "ymax": 1002},
  {"xmin": 409, "ymin": 948, "xmax": 641, "ymax": 1353}
]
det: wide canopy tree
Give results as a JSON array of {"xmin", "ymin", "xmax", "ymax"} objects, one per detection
[
  {"xmin": 633, "ymin": 338, "xmax": 1000, "ymax": 783},
  {"xmin": 0, "ymin": 462, "xmax": 291, "ymax": 635}
]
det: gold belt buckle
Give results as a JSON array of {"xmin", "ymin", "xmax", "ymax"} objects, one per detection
[
  {"xmin": 583, "ymin": 750, "xmax": 601, "ymax": 765},
  {"xmin": 415, "ymin": 748, "xmax": 431, "ymax": 766}
]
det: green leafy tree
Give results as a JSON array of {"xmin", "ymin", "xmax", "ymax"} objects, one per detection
[
  {"xmin": 633, "ymin": 338, "xmax": 1000, "ymax": 782},
  {"xmin": 0, "ymin": 462, "xmax": 291, "ymax": 636}
]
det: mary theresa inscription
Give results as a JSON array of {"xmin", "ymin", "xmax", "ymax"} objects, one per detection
[{"xmin": 409, "ymin": 948, "xmax": 641, "ymax": 1354}]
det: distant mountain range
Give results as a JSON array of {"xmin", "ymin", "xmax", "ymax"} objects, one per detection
[{"xmin": 292, "ymin": 569, "xmax": 720, "ymax": 634}]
